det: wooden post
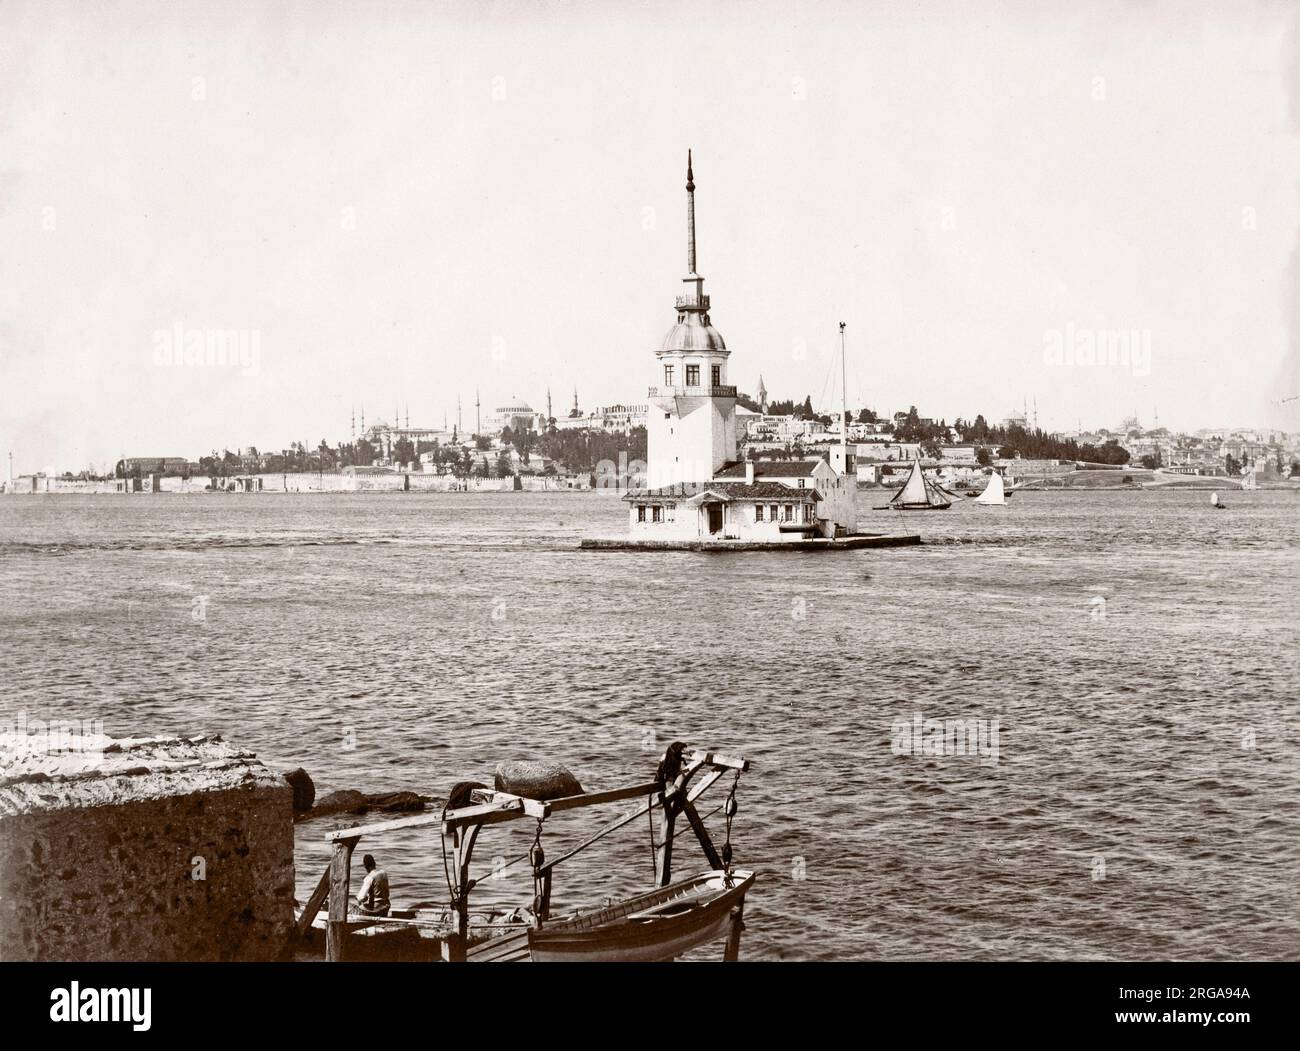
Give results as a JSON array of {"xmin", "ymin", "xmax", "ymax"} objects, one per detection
[
  {"xmin": 326, "ymin": 837, "xmax": 357, "ymax": 962},
  {"xmin": 654, "ymin": 788, "xmax": 677, "ymax": 887},
  {"xmin": 444, "ymin": 823, "xmax": 480, "ymax": 963},
  {"xmin": 724, "ymin": 899, "xmax": 745, "ymax": 962},
  {"xmin": 294, "ymin": 863, "xmax": 332, "ymax": 940},
  {"xmin": 682, "ymin": 800, "xmax": 723, "ymax": 871}
]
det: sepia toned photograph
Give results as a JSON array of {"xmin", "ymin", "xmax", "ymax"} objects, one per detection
[{"xmin": 1, "ymin": 0, "xmax": 1296, "ymax": 1035}]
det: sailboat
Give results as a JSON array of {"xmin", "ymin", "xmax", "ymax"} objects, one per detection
[
  {"xmin": 974, "ymin": 470, "xmax": 1006, "ymax": 506},
  {"xmin": 886, "ymin": 457, "xmax": 951, "ymax": 510},
  {"xmin": 1210, "ymin": 491, "xmax": 1226, "ymax": 510}
]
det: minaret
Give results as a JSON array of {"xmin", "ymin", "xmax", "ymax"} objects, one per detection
[
  {"xmin": 405, "ymin": 404, "xmax": 409, "ymax": 430},
  {"xmin": 572, "ymin": 387, "xmax": 579, "ymax": 417},
  {"xmin": 457, "ymin": 395, "xmax": 462, "ymax": 434},
  {"xmin": 475, "ymin": 390, "xmax": 481, "ymax": 436},
  {"xmin": 646, "ymin": 151, "xmax": 738, "ymax": 489},
  {"xmin": 360, "ymin": 405, "xmax": 365, "ymax": 432},
  {"xmin": 350, "ymin": 405, "xmax": 355, "ymax": 440},
  {"xmin": 547, "ymin": 388, "xmax": 553, "ymax": 422}
]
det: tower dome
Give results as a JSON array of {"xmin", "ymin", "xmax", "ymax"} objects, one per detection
[{"xmin": 661, "ymin": 318, "xmax": 727, "ymax": 354}]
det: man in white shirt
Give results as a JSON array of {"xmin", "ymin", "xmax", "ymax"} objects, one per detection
[{"xmin": 355, "ymin": 853, "xmax": 390, "ymax": 917}]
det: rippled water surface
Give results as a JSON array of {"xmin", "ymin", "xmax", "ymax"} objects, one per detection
[{"xmin": 2, "ymin": 490, "xmax": 1297, "ymax": 960}]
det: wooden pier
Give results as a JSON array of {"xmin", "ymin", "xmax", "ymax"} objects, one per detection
[{"xmin": 296, "ymin": 746, "xmax": 753, "ymax": 963}]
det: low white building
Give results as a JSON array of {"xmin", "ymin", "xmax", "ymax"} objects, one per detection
[{"xmin": 627, "ymin": 457, "xmax": 856, "ymax": 540}]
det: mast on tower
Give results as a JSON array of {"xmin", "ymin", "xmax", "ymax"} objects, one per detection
[
  {"xmin": 839, "ymin": 323, "xmax": 850, "ymax": 471},
  {"xmin": 677, "ymin": 149, "xmax": 708, "ymax": 315},
  {"xmin": 686, "ymin": 149, "xmax": 697, "ymax": 274}
]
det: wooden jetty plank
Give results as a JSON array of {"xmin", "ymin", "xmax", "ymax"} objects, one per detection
[
  {"xmin": 327, "ymin": 810, "xmax": 445, "ymax": 842},
  {"xmin": 689, "ymin": 749, "xmax": 749, "ymax": 772},
  {"xmin": 442, "ymin": 796, "xmax": 527, "ymax": 832},
  {"xmin": 542, "ymin": 780, "xmax": 664, "ymax": 814},
  {"xmin": 295, "ymin": 863, "xmax": 332, "ymax": 938}
]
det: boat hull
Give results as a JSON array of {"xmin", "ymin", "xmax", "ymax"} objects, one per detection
[{"xmin": 468, "ymin": 870, "xmax": 754, "ymax": 963}]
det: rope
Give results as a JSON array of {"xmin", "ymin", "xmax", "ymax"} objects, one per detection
[
  {"xmin": 647, "ymin": 795, "xmax": 658, "ymax": 877},
  {"xmin": 721, "ymin": 770, "xmax": 741, "ymax": 873}
]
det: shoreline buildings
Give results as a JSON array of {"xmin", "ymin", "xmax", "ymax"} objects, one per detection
[{"xmin": 625, "ymin": 154, "xmax": 856, "ymax": 541}]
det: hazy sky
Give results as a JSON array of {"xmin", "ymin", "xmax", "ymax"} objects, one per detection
[{"xmin": 3, "ymin": 0, "xmax": 1299, "ymax": 473}]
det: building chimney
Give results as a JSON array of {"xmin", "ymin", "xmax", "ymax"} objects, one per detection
[{"xmin": 745, "ymin": 459, "xmax": 754, "ymax": 484}]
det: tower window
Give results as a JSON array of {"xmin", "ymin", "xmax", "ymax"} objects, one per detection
[
  {"xmin": 664, "ymin": 364, "xmax": 675, "ymax": 385},
  {"xmin": 686, "ymin": 365, "xmax": 700, "ymax": 386},
  {"xmin": 711, "ymin": 365, "xmax": 721, "ymax": 386}
]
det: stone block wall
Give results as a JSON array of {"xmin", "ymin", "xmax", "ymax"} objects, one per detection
[{"xmin": 0, "ymin": 733, "xmax": 294, "ymax": 961}]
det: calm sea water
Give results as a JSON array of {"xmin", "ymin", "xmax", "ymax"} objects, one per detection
[{"xmin": 2, "ymin": 490, "xmax": 1297, "ymax": 960}]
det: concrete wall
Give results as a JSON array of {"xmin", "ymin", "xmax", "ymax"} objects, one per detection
[{"xmin": 0, "ymin": 733, "xmax": 294, "ymax": 962}]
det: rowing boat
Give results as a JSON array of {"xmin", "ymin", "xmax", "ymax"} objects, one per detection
[{"xmin": 468, "ymin": 869, "xmax": 754, "ymax": 962}]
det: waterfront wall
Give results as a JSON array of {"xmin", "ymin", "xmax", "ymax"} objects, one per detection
[
  {"xmin": 0, "ymin": 733, "xmax": 294, "ymax": 961},
  {"xmin": 3, "ymin": 472, "xmax": 591, "ymax": 495}
]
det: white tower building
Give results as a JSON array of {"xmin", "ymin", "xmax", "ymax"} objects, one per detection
[{"xmin": 646, "ymin": 152, "xmax": 738, "ymax": 490}]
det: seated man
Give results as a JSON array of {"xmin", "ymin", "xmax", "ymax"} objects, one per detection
[{"xmin": 354, "ymin": 853, "xmax": 391, "ymax": 917}]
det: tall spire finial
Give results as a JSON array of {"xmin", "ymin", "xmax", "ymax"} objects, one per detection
[{"xmin": 686, "ymin": 149, "xmax": 697, "ymax": 275}]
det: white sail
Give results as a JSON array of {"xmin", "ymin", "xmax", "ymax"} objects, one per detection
[
  {"xmin": 1210, "ymin": 491, "xmax": 1219, "ymax": 506},
  {"xmin": 975, "ymin": 471, "xmax": 1005, "ymax": 505},
  {"xmin": 892, "ymin": 459, "xmax": 930, "ymax": 505}
]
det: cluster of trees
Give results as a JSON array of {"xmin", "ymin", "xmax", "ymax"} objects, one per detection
[
  {"xmin": 948, "ymin": 413, "xmax": 1130, "ymax": 465},
  {"xmin": 535, "ymin": 426, "xmax": 646, "ymax": 473},
  {"xmin": 739, "ymin": 388, "xmax": 880, "ymax": 426}
]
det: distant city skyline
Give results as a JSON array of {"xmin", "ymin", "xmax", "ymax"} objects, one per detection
[{"xmin": 3, "ymin": 0, "xmax": 1300, "ymax": 475}]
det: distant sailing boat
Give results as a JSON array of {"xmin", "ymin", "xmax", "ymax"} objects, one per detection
[
  {"xmin": 1210, "ymin": 491, "xmax": 1226, "ymax": 510},
  {"xmin": 974, "ymin": 470, "xmax": 1006, "ymax": 506},
  {"xmin": 888, "ymin": 457, "xmax": 951, "ymax": 510}
]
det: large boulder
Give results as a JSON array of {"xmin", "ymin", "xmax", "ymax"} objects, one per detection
[
  {"xmin": 282, "ymin": 767, "xmax": 315, "ymax": 815},
  {"xmin": 494, "ymin": 760, "xmax": 583, "ymax": 801},
  {"xmin": 311, "ymin": 789, "xmax": 369, "ymax": 817},
  {"xmin": 366, "ymin": 791, "xmax": 426, "ymax": 813}
]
